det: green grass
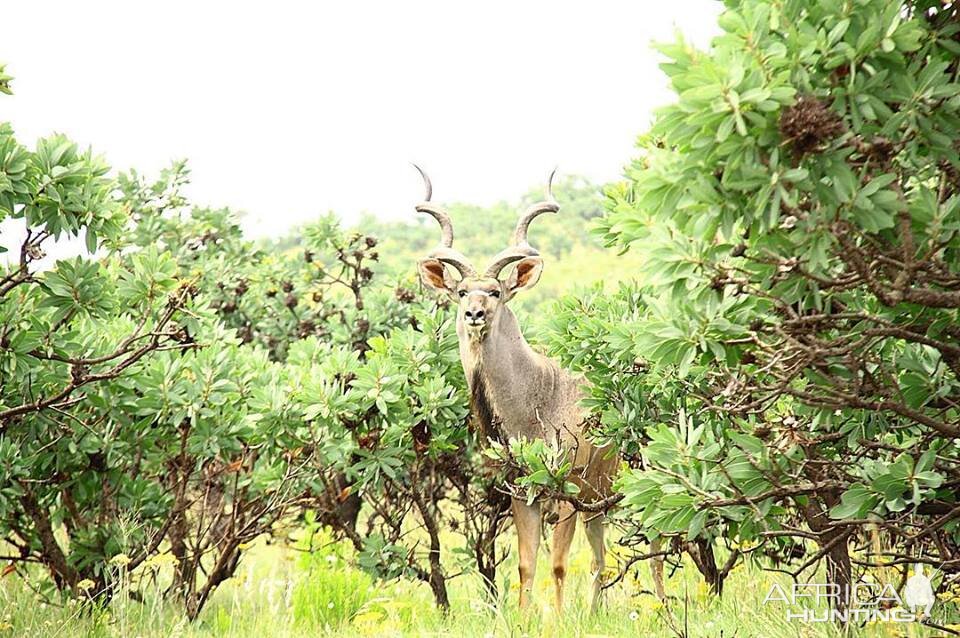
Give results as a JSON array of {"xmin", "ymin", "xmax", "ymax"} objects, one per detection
[{"xmin": 1, "ymin": 530, "xmax": 955, "ymax": 637}]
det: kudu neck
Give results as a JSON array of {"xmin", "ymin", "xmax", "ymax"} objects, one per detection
[{"xmin": 459, "ymin": 305, "xmax": 540, "ymax": 386}]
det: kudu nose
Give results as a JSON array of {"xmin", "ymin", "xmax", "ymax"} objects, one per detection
[{"xmin": 465, "ymin": 309, "xmax": 485, "ymax": 321}]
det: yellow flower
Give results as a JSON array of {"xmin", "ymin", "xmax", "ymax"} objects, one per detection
[
  {"xmin": 142, "ymin": 552, "xmax": 176, "ymax": 569},
  {"xmin": 637, "ymin": 596, "xmax": 664, "ymax": 613},
  {"xmin": 696, "ymin": 581, "xmax": 710, "ymax": 599},
  {"xmin": 76, "ymin": 578, "xmax": 95, "ymax": 591},
  {"xmin": 353, "ymin": 608, "xmax": 385, "ymax": 633},
  {"xmin": 156, "ymin": 552, "xmax": 177, "ymax": 565},
  {"xmin": 109, "ymin": 553, "xmax": 131, "ymax": 566}
]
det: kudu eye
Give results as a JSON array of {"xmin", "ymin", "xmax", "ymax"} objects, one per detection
[
  {"xmin": 490, "ymin": 290, "xmax": 500, "ymax": 298},
  {"xmin": 458, "ymin": 290, "xmax": 467, "ymax": 298}
]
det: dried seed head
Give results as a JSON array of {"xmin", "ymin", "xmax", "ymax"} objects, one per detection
[
  {"xmin": 779, "ymin": 96, "xmax": 845, "ymax": 155},
  {"xmin": 238, "ymin": 325, "xmax": 254, "ymax": 343},
  {"xmin": 297, "ymin": 320, "xmax": 315, "ymax": 338}
]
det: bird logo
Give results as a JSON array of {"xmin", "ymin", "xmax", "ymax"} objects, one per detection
[{"xmin": 903, "ymin": 564, "xmax": 936, "ymax": 618}]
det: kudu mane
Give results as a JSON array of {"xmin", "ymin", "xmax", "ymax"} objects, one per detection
[{"xmin": 469, "ymin": 364, "xmax": 500, "ymax": 444}]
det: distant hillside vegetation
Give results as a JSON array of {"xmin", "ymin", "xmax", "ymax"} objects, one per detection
[{"xmin": 266, "ymin": 176, "xmax": 644, "ymax": 314}]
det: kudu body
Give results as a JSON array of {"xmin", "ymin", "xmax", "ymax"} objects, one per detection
[{"xmin": 414, "ymin": 167, "xmax": 664, "ymax": 611}]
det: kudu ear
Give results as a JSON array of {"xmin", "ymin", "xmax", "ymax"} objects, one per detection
[
  {"xmin": 504, "ymin": 257, "xmax": 543, "ymax": 300},
  {"xmin": 418, "ymin": 258, "xmax": 457, "ymax": 298}
]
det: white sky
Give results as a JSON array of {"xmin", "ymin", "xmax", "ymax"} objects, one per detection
[{"xmin": 1, "ymin": 1, "xmax": 720, "ymax": 239}]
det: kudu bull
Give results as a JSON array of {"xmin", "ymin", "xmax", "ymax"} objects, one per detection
[{"xmin": 414, "ymin": 167, "xmax": 665, "ymax": 611}]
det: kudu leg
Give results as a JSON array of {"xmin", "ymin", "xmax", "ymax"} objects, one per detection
[
  {"xmin": 550, "ymin": 501, "xmax": 577, "ymax": 611},
  {"xmin": 583, "ymin": 513, "xmax": 606, "ymax": 612},
  {"xmin": 512, "ymin": 498, "xmax": 542, "ymax": 610}
]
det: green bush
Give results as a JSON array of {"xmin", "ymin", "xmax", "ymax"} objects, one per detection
[{"xmin": 543, "ymin": 0, "xmax": 960, "ymax": 603}]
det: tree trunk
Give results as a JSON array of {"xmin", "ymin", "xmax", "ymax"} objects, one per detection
[
  {"xmin": 801, "ymin": 500, "xmax": 852, "ymax": 612},
  {"xmin": 478, "ymin": 561, "xmax": 497, "ymax": 601},
  {"xmin": 798, "ymin": 458, "xmax": 852, "ymax": 613},
  {"xmin": 475, "ymin": 484, "xmax": 510, "ymax": 602},
  {"xmin": 335, "ymin": 474, "xmax": 362, "ymax": 532},
  {"xmin": 186, "ymin": 542, "xmax": 242, "ymax": 621},
  {"xmin": 823, "ymin": 531, "xmax": 852, "ymax": 611},
  {"xmin": 19, "ymin": 487, "xmax": 80, "ymax": 590},
  {"xmin": 475, "ymin": 522, "xmax": 499, "ymax": 602},
  {"xmin": 320, "ymin": 470, "xmax": 361, "ymax": 532},
  {"xmin": 686, "ymin": 538, "xmax": 724, "ymax": 595},
  {"xmin": 411, "ymin": 485, "xmax": 450, "ymax": 611},
  {"xmin": 427, "ymin": 556, "xmax": 450, "ymax": 612}
]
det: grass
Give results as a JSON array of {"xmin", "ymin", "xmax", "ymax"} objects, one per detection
[{"xmin": 2, "ymin": 528, "xmax": 957, "ymax": 637}]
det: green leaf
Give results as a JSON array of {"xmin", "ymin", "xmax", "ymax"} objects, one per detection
[
  {"xmin": 85, "ymin": 228, "xmax": 98, "ymax": 253},
  {"xmin": 830, "ymin": 484, "xmax": 877, "ymax": 519}
]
